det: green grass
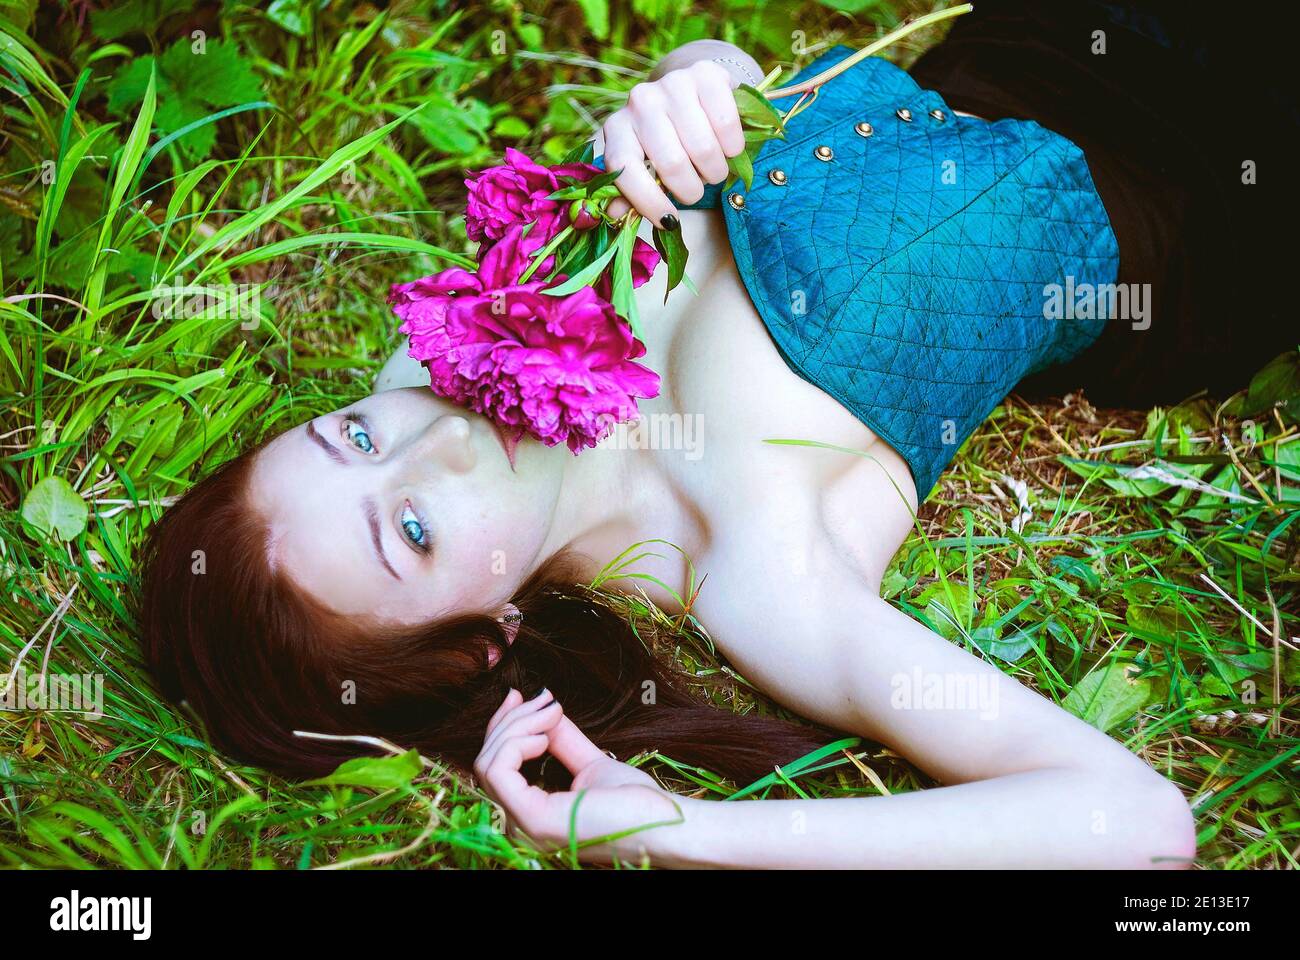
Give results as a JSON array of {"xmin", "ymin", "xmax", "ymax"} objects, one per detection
[{"xmin": 1, "ymin": 0, "xmax": 1296, "ymax": 869}]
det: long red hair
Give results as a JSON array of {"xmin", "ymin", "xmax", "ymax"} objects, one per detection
[{"xmin": 137, "ymin": 441, "xmax": 837, "ymax": 787}]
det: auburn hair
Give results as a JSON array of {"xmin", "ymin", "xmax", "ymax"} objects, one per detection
[{"xmin": 137, "ymin": 439, "xmax": 836, "ymax": 788}]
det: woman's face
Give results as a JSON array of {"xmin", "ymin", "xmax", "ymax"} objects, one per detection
[{"xmin": 249, "ymin": 387, "xmax": 567, "ymax": 624}]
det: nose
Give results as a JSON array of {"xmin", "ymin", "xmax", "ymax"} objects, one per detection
[{"xmin": 404, "ymin": 414, "xmax": 477, "ymax": 475}]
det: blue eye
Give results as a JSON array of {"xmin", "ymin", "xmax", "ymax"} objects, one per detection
[
  {"xmin": 344, "ymin": 420, "xmax": 374, "ymax": 453},
  {"xmin": 400, "ymin": 502, "xmax": 427, "ymax": 549}
]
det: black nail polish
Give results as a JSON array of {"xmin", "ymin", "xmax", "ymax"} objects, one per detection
[{"xmin": 659, "ymin": 213, "xmax": 680, "ymax": 231}]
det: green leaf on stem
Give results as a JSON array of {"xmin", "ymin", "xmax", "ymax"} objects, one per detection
[
  {"xmin": 562, "ymin": 139, "xmax": 597, "ymax": 165},
  {"xmin": 744, "ymin": 126, "xmax": 782, "ymax": 146},
  {"xmin": 726, "ymin": 149, "xmax": 755, "ymax": 191},
  {"xmin": 652, "ymin": 218, "xmax": 688, "ymax": 301},
  {"xmin": 560, "ymin": 167, "xmax": 623, "ymax": 193},
  {"xmin": 540, "ymin": 239, "xmax": 619, "ymax": 295},
  {"xmin": 590, "ymin": 221, "xmax": 614, "ymax": 260},
  {"xmin": 1224, "ymin": 349, "xmax": 1300, "ymax": 423},
  {"xmin": 610, "ymin": 220, "xmax": 643, "ymax": 340},
  {"xmin": 733, "ymin": 83, "xmax": 785, "ymax": 132},
  {"xmin": 549, "ymin": 228, "xmax": 595, "ymax": 280},
  {"xmin": 519, "ymin": 223, "xmax": 573, "ymax": 283}
]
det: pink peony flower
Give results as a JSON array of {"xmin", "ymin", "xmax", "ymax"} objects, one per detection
[
  {"xmin": 389, "ymin": 264, "xmax": 659, "ymax": 464},
  {"xmin": 464, "ymin": 147, "xmax": 601, "ymax": 246},
  {"xmin": 396, "ymin": 153, "xmax": 666, "ymax": 461},
  {"xmin": 386, "ymin": 266, "xmax": 483, "ymax": 366}
]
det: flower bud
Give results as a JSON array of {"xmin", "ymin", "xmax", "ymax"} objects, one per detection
[{"xmin": 569, "ymin": 199, "xmax": 598, "ymax": 230}]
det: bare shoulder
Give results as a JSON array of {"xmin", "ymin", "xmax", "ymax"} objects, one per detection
[{"xmin": 374, "ymin": 347, "xmax": 427, "ymax": 392}]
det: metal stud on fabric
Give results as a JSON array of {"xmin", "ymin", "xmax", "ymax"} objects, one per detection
[
  {"xmin": 814, "ymin": 145, "xmax": 834, "ymax": 161},
  {"xmin": 768, "ymin": 169, "xmax": 788, "ymax": 185},
  {"xmin": 689, "ymin": 44, "xmax": 1121, "ymax": 497},
  {"xmin": 930, "ymin": 108, "xmax": 946, "ymax": 122}
]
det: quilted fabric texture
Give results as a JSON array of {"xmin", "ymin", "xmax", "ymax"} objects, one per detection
[{"xmin": 599, "ymin": 45, "xmax": 1119, "ymax": 497}]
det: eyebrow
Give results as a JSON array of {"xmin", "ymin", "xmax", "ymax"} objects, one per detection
[
  {"xmin": 306, "ymin": 420, "xmax": 347, "ymax": 465},
  {"xmin": 364, "ymin": 498, "xmax": 402, "ymax": 581}
]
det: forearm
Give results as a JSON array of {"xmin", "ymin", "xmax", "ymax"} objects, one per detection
[
  {"xmin": 649, "ymin": 38, "xmax": 763, "ymax": 87},
  {"xmin": 632, "ymin": 769, "xmax": 1195, "ymax": 869}
]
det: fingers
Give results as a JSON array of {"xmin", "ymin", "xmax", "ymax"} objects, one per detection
[
  {"xmin": 474, "ymin": 689, "xmax": 565, "ymax": 827},
  {"xmin": 475, "ymin": 733, "xmax": 551, "ymax": 820},
  {"xmin": 478, "ymin": 689, "xmax": 563, "ymax": 771},
  {"xmin": 546, "ymin": 714, "xmax": 609, "ymax": 776},
  {"xmin": 473, "ymin": 691, "xmax": 625, "ymax": 847},
  {"xmin": 629, "ymin": 90, "xmax": 703, "ymax": 209},
  {"xmin": 589, "ymin": 121, "xmax": 631, "ymax": 219},
  {"xmin": 692, "ymin": 63, "xmax": 746, "ymax": 159},
  {"xmin": 597, "ymin": 64, "xmax": 744, "ymax": 226},
  {"xmin": 603, "ymin": 109, "xmax": 678, "ymax": 227},
  {"xmin": 485, "ymin": 687, "xmax": 524, "ymax": 738},
  {"xmin": 661, "ymin": 67, "xmax": 733, "ymax": 185},
  {"xmin": 478, "ymin": 690, "xmax": 607, "ymax": 779}
]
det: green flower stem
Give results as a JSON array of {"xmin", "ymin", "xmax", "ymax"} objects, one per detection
[
  {"xmin": 759, "ymin": 4, "xmax": 974, "ymax": 111},
  {"xmin": 519, "ymin": 223, "xmax": 574, "ymax": 283}
]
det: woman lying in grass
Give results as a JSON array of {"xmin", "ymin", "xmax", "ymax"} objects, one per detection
[{"xmin": 141, "ymin": 0, "xmax": 1290, "ymax": 867}]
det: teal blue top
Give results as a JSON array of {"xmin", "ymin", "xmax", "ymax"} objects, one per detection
[{"xmin": 597, "ymin": 45, "xmax": 1119, "ymax": 498}]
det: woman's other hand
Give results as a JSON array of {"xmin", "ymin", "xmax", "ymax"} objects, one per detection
[
  {"xmin": 594, "ymin": 59, "xmax": 747, "ymax": 227},
  {"xmin": 473, "ymin": 688, "xmax": 683, "ymax": 862}
]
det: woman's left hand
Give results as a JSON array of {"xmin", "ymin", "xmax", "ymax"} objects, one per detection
[
  {"xmin": 473, "ymin": 688, "xmax": 685, "ymax": 861},
  {"xmin": 594, "ymin": 59, "xmax": 746, "ymax": 225}
]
